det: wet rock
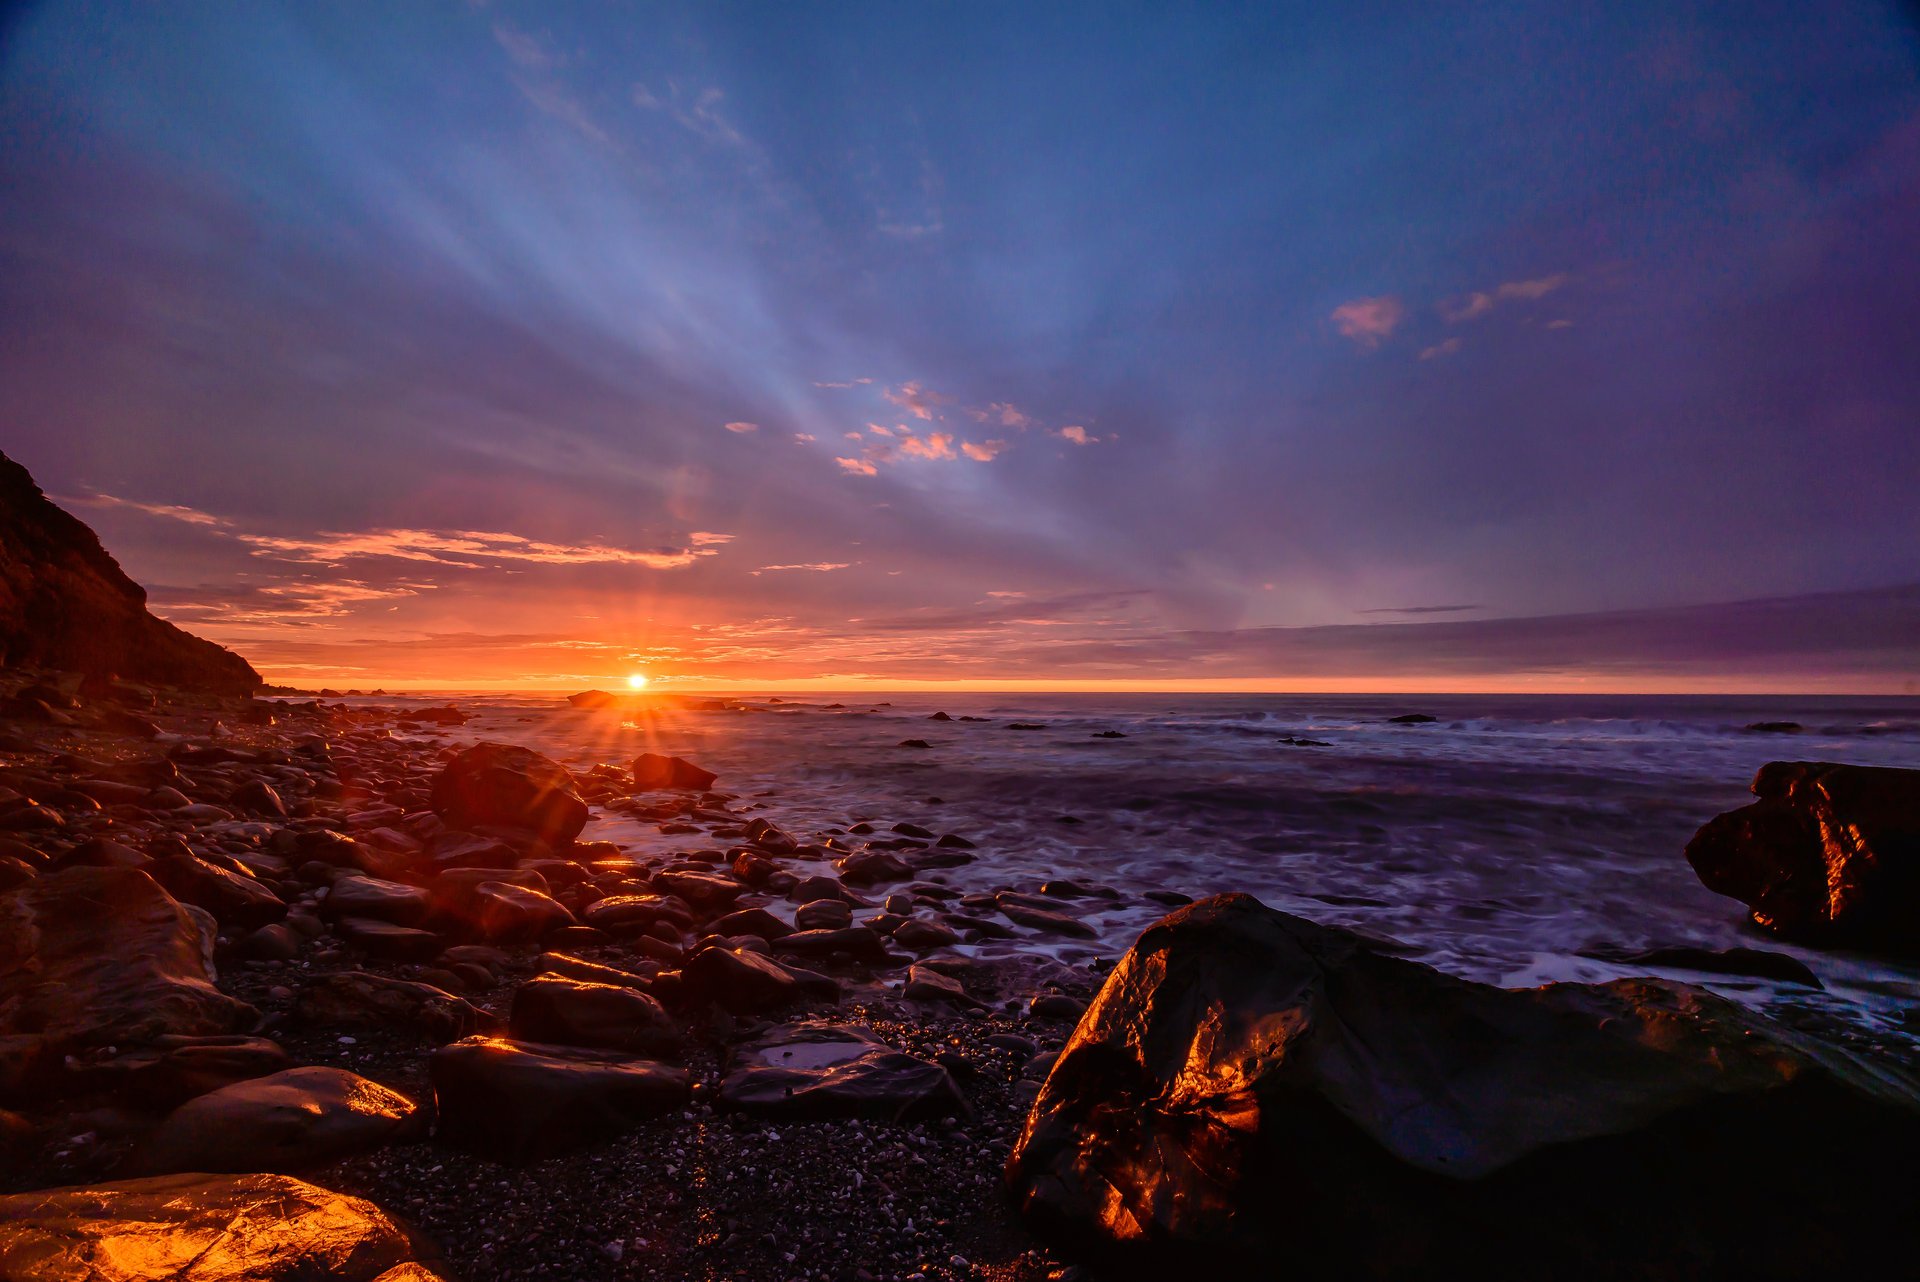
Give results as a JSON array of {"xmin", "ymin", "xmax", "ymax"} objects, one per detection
[
  {"xmin": 438, "ymin": 879, "xmax": 576, "ymax": 943},
  {"xmin": 903, "ymin": 964, "xmax": 978, "ymax": 1008},
  {"xmin": 125, "ymin": 1066, "xmax": 421, "ymax": 1175},
  {"xmin": 240, "ymin": 922, "xmax": 303, "ymax": 961},
  {"xmin": 631, "ymin": 752, "xmax": 718, "ymax": 791},
  {"xmin": 147, "ymin": 854, "xmax": 286, "ymax": 928},
  {"xmin": 0, "ymin": 1172, "xmax": 442, "ymax": 1280},
  {"xmin": 795, "ymin": 898, "xmax": 854, "ymax": 930},
  {"xmin": 1027, "ymin": 993, "xmax": 1087, "ymax": 1021},
  {"xmin": 773, "ymin": 926, "xmax": 889, "ymax": 962},
  {"xmin": 582, "ymin": 893, "xmax": 693, "ymax": 932},
  {"xmin": 716, "ymin": 1024, "xmax": 967, "ymax": 1122},
  {"xmin": 429, "ymin": 742, "xmax": 588, "ymax": 846},
  {"xmin": 1744, "ymin": 721, "xmax": 1804, "ymax": 734},
  {"xmin": 322, "ymin": 874, "xmax": 432, "ymax": 926},
  {"xmin": 431, "ymin": 1036, "xmax": 689, "ymax": 1163},
  {"xmin": 682, "ymin": 943, "xmax": 804, "ymax": 1014},
  {"xmin": 1686, "ymin": 761, "xmax": 1920, "ymax": 951},
  {"xmin": 333, "ymin": 917, "xmax": 445, "ymax": 962},
  {"xmin": 935, "ymin": 833, "xmax": 976, "ymax": 849},
  {"xmin": 1008, "ymin": 893, "xmax": 1920, "ymax": 1278},
  {"xmin": 708, "ymin": 905, "xmax": 794, "ymax": 940},
  {"xmin": 1387, "ymin": 712, "xmax": 1438, "ymax": 724},
  {"xmin": 894, "ymin": 917, "xmax": 960, "ymax": 950},
  {"xmin": 788, "ymin": 874, "xmax": 865, "ymax": 906},
  {"xmin": 508, "ymin": 976, "xmax": 680, "ymax": 1056},
  {"xmin": 836, "ymin": 849, "xmax": 913, "ymax": 886},
  {"xmin": 567, "ymin": 689, "xmax": 621, "ymax": 708},
  {"xmin": 420, "ymin": 829, "xmax": 520, "ymax": 871},
  {"xmin": 229, "ymin": 778, "xmax": 288, "ymax": 816},
  {"xmin": 998, "ymin": 895, "xmax": 1098, "ymax": 938},
  {"xmin": 538, "ymin": 952, "xmax": 654, "ymax": 990},
  {"xmin": 1144, "ymin": 890, "xmax": 1193, "ymax": 907},
  {"xmin": 0, "ymin": 868, "xmax": 255, "ymax": 1091},
  {"xmin": 652, "ymin": 869, "xmax": 745, "ymax": 908},
  {"xmin": 295, "ymin": 971, "xmax": 492, "ymax": 1042},
  {"xmin": 898, "ymin": 739, "xmax": 932, "ymax": 750},
  {"xmin": 928, "ymin": 711, "xmax": 953, "ymax": 721},
  {"xmin": 1579, "ymin": 942, "xmax": 1822, "ymax": 987}
]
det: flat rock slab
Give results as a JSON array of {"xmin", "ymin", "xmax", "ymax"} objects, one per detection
[
  {"xmin": 1008, "ymin": 893, "xmax": 1920, "ymax": 1279},
  {"xmin": 716, "ymin": 1024, "xmax": 966, "ymax": 1123},
  {"xmin": 125, "ymin": 1065, "xmax": 419, "ymax": 1175},
  {"xmin": 431, "ymin": 1036, "xmax": 690, "ymax": 1163},
  {"xmin": 0, "ymin": 1171, "xmax": 445, "ymax": 1281}
]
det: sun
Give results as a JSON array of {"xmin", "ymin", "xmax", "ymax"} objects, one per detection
[{"xmin": 625, "ymin": 673, "xmax": 650, "ymax": 690}]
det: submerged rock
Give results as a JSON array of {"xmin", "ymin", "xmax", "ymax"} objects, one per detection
[
  {"xmin": 1686, "ymin": 761, "xmax": 1920, "ymax": 951},
  {"xmin": 429, "ymin": 742, "xmax": 589, "ymax": 846},
  {"xmin": 1007, "ymin": 893, "xmax": 1920, "ymax": 1279},
  {"xmin": 0, "ymin": 1172, "xmax": 444, "ymax": 1280}
]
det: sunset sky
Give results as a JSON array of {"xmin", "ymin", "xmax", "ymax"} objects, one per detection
[{"xmin": 3, "ymin": 2, "xmax": 1918, "ymax": 691}]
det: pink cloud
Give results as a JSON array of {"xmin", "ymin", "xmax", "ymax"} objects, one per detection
[
  {"xmin": 899, "ymin": 431, "xmax": 956, "ymax": 460},
  {"xmin": 962, "ymin": 439, "xmax": 1008, "ymax": 462},
  {"xmin": 1441, "ymin": 273, "xmax": 1570, "ymax": 323},
  {"xmin": 1330, "ymin": 296, "xmax": 1406, "ymax": 348},
  {"xmin": 724, "ymin": 421, "xmax": 758, "ymax": 433},
  {"xmin": 1419, "ymin": 337, "xmax": 1463, "ymax": 360},
  {"xmin": 836, "ymin": 457, "xmax": 878, "ymax": 476},
  {"xmin": 1058, "ymin": 425, "xmax": 1098, "ymax": 446},
  {"xmin": 882, "ymin": 381, "xmax": 950, "ymax": 420}
]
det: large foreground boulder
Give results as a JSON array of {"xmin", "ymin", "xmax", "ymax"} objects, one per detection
[
  {"xmin": 430, "ymin": 742, "xmax": 589, "ymax": 846},
  {"xmin": 0, "ymin": 868, "xmax": 256, "ymax": 1094},
  {"xmin": 1686, "ymin": 761, "xmax": 1920, "ymax": 950},
  {"xmin": 0, "ymin": 1172, "xmax": 444, "ymax": 1280},
  {"xmin": 1007, "ymin": 894, "xmax": 1920, "ymax": 1280},
  {"xmin": 431, "ymin": 1036, "xmax": 689, "ymax": 1162},
  {"xmin": 125, "ymin": 1066, "xmax": 421, "ymax": 1175},
  {"xmin": 0, "ymin": 449, "xmax": 259, "ymax": 692}
]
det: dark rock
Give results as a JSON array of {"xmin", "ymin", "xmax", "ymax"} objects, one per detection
[
  {"xmin": 429, "ymin": 742, "xmax": 588, "ymax": 846},
  {"xmin": 1744, "ymin": 721, "xmax": 1804, "ymax": 734},
  {"xmin": 928, "ymin": 711, "xmax": 953, "ymax": 721},
  {"xmin": 333, "ymin": 918, "xmax": 445, "ymax": 962},
  {"xmin": 1579, "ymin": 943, "xmax": 1823, "ymax": 987},
  {"xmin": 437, "ymin": 880, "xmax": 575, "ymax": 943},
  {"xmin": 295, "ymin": 971, "xmax": 491, "ymax": 1042},
  {"xmin": 229, "ymin": 779, "xmax": 288, "ymax": 816},
  {"xmin": 836, "ymin": 849, "xmax": 913, "ymax": 886},
  {"xmin": 935, "ymin": 833, "xmax": 976, "ymax": 849},
  {"xmin": 1387, "ymin": 712, "xmax": 1439, "ymax": 724},
  {"xmin": 430, "ymin": 1036, "xmax": 690, "ymax": 1163},
  {"xmin": 147, "ymin": 854, "xmax": 286, "ymax": 928},
  {"xmin": 321, "ymin": 875, "xmax": 432, "ymax": 926},
  {"xmin": 0, "ymin": 1172, "xmax": 445, "ymax": 1280},
  {"xmin": 894, "ymin": 917, "xmax": 960, "ymax": 950},
  {"xmin": 1144, "ymin": 890, "xmax": 1192, "ymax": 907},
  {"xmin": 240, "ymin": 923, "xmax": 303, "ymax": 960},
  {"xmin": 508, "ymin": 976, "xmax": 680, "ymax": 1056},
  {"xmin": 1027, "ymin": 993, "xmax": 1087, "ymax": 1021},
  {"xmin": 631, "ymin": 752, "xmax": 718, "ymax": 791},
  {"xmin": 125, "ymin": 1066, "xmax": 421, "ymax": 1175},
  {"xmin": 773, "ymin": 926, "xmax": 888, "ymax": 961},
  {"xmin": 1006, "ymin": 722, "xmax": 1045, "ymax": 731},
  {"xmin": 795, "ymin": 898, "xmax": 854, "ymax": 931},
  {"xmin": 1686, "ymin": 761, "xmax": 1920, "ymax": 950},
  {"xmin": 102, "ymin": 1035, "xmax": 293, "ymax": 1108},
  {"xmin": 538, "ymin": 952, "xmax": 654, "ymax": 990},
  {"xmin": 567, "ymin": 689, "xmax": 622, "ymax": 708},
  {"xmin": 682, "ymin": 944, "xmax": 803, "ymax": 1014},
  {"xmin": 582, "ymin": 893, "xmax": 693, "ymax": 932},
  {"xmin": 716, "ymin": 1024, "xmax": 967, "ymax": 1122},
  {"xmin": 903, "ymin": 963, "xmax": 977, "ymax": 1007},
  {"xmin": 898, "ymin": 739, "xmax": 932, "ymax": 749},
  {"xmin": 708, "ymin": 906, "xmax": 794, "ymax": 940},
  {"xmin": 651, "ymin": 869, "xmax": 744, "ymax": 908},
  {"xmin": 1007, "ymin": 893, "xmax": 1920, "ymax": 1279},
  {"xmin": 0, "ymin": 450, "xmax": 261, "ymax": 692},
  {"xmin": 999, "ymin": 896, "xmax": 1098, "ymax": 938}
]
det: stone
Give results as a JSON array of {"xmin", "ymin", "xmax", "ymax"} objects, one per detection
[
  {"xmin": 431, "ymin": 1036, "xmax": 689, "ymax": 1163},
  {"xmin": 439, "ymin": 880, "xmax": 575, "ymax": 943},
  {"xmin": 229, "ymin": 779, "xmax": 288, "ymax": 816},
  {"xmin": 146, "ymin": 855, "xmax": 286, "ymax": 929},
  {"xmin": 836, "ymin": 850, "xmax": 913, "ymax": 886},
  {"xmin": 707, "ymin": 905, "xmax": 794, "ymax": 940},
  {"xmin": 101, "ymin": 1035, "xmax": 294, "ymax": 1109},
  {"xmin": 582, "ymin": 893, "xmax": 693, "ymax": 931},
  {"xmin": 538, "ymin": 952, "xmax": 654, "ymax": 990},
  {"xmin": 795, "ymin": 898, "xmax": 853, "ymax": 930},
  {"xmin": 651, "ymin": 869, "xmax": 744, "ymax": 908},
  {"xmin": 998, "ymin": 896, "xmax": 1097, "ymax": 938},
  {"xmin": 772, "ymin": 926, "xmax": 889, "ymax": 961},
  {"xmin": 0, "ymin": 1172, "xmax": 441, "ymax": 1280},
  {"xmin": 0, "ymin": 868, "xmax": 254, "ymax": 1090},
  {"xmin": 322, "ymin": 875, "xmax": 432, "ymax": 926},
  {"xmin": 682, "ymin": 944, "xmax": 803, "ymax": 1014},
  {"xmin": 125, "ymin": 1066, "xmax": 420, "ymax": 1175},
  {"xmin": 631, "ymin": 752, "xmax": 718, "ymax": 791},
  {"xmin": 295, "ymin": 971, "xmax": 491, "ymax": 1042},
  {"xmin": 1007, "ymin": 893, "xmax": 1920, "ymax": 1278},
  {"xmin": 716, "ymin": 1024, "xmax": 966, "ymax": 1122},
  {"xmin": 508, "ymin": 976, "xmax": 680, "ymax": 1056},
  {"xmin": 1578, "ymin": 943, "xmax": 1822, "ymax": 987},
  {"xmin": 1686, "ymin": 761, "xmax": 1920, "ymax": 950},
  {"xmin": 333, "ymin": 918, "xmax": 444, "ymax": 962},
  {"xmin": 429, "ymin": 742, "xmax": 588, "ymax": 846},
  {"xmin": 894, "ymin": 917, "xmax": 960, "ymax": 950},
  {"xmin": 903, "ymin": 964, "xmax": 977, "ymax": 1008}
]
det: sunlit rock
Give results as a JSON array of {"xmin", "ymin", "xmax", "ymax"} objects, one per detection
[
  {"xmin": 0, "ymin": 1172, "xmax": 444, "ymax": 1280},
  {"xmin": 1686, "ymin": 760, "xmax": 1920, "ymax": 950},
  {"xmin": 1007, "ymin": 893, "xmax": 1920, "ymax": 1278},
  {"xmin": 428, "ymin": 742, "xmax": 588, "ymax": 846},
  {"xmin": 124, "ymin": 1065, "xmax": 421, "ymax": 1175}
]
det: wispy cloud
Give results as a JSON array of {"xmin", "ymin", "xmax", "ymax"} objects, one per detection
[
  {"xmin": 1331, "ymin": 296, "xmax": 1406, "ymax": 348},
  {"xmin": 492, "ymin": 22, "xmax": 559, "ymax": 72},
  {"xmin": 751, "ymin": 562, "xmax": 852, "ymax": 575},
  {"xmin": 240, "ymin": 528, "xmax": 720, "ymax": 570},
  {"xmin": 836, "ymin": 457, "xmax": 878, "ymax": 476},
  {"xmin": 967, "ymin": 401, "xmax": 1032, "ymax": 429},
  {"xmin": 813, "ymin": 378, "xmax": 874, "ymax": 389},
  {"xmin": 60, "ymin": 492, "xmax": 231, "ymax": 527},
  {"xmin": 633, "ymin": 81, "xmax": 748, "ymax": 148},
  {"xmin": 1441, "ymin": 273, "xmax": 1570, "ymax": 323},
  {"xmin": 1419, "ymin": 337, "xmax": 1463, "ymax": 360},
  {"xmin": 793, "ymin": 432, "xmax": 817, "ymax": 443},
  {"xmin": 882, "ymin": 381, "xmax": 950, "ymax": 420},
  {"xmin": 724, "ymin": 420, "xmax": 758, "ymax": 433},
  {"xmin": 961, "ymin": 439, "xmax": 1008, "ymax": 462},
  {"xmin": 1357, "ymin": 603, "xmax": 1483, "ymax": 615}
]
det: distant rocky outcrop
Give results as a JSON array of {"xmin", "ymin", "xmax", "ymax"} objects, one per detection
[
  {"xmin": 1687, "ymin": 760, "xmax": 1920, "ymax": 951},
  {"xmin": 0, "ymin": 450, "xmax": 259, "ymax": 692},
  {"xmin": 1007, "ymin": 893, "xmax": 1920, "ymax": 1279}
]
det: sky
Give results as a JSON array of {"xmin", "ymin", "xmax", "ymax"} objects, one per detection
[{"xmin": 2, "ymin": 1, "xmax": 1918, "ymax": 692}]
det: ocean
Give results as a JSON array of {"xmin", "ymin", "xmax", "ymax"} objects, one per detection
[{"xmin": 371, "ymin": 691, "xmax": 1920, "ymax": 1055}]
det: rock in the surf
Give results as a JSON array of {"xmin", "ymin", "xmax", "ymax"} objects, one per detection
[
  {"xmin": 1686, "ymin": 761, "xmax": 1920, "ymax": 950},
  {"xmin": 1007, "ymin": 893, "xmax": 1920, "ymax": 1279},
  {"xmin": 631, "ymin": 752, "xmax": 718, "ymax": 791}
]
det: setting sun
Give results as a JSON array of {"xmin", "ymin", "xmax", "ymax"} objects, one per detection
[{"xmin": 626, "ymin": 673, "xmax": 650, "ymax": 690}]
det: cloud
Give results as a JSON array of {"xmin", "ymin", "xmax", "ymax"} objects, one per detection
[
  {"xmin": 1331, "ymin": 296, "xmax": 1406, "ymax": 348},
  {"xmin": 751, "ymin": 562, "xmax": 852, "ymax": 575},
  {"xmin": 1419, "ymin": 337, "xmax": 1463, "ymax": 360},
  {"xmin": 793, "ymin": 433, "xmax": 817, "ymax": 443},
  {"xmin": 492, "ymin": 23, "xmax": 559, "ymax": 72},
  {"xmin": 632, "ymin": 82, "xmax": 747, "ymax": 148},
  {"xmin": 867, "ymin": 423, "xmax": 896, "ymax": 437},
  {"xmin": 151, "ymin": 579, "xmax": 427, "ymax": 625},
  {"xmin": 968, "ymin": 401, "xmax": 1032, "ymax": 429},
  {"xmin": 59, "ymin": 492, "xmax": 230, "ymax": 527},
  {"xmin": 689, "ymin": 531, "xmax": 734, "ymax": 546},
  {"xmin": 511, "ymin": 77, "xmax": 611, "ymax": 145},
  {"xmin": 1058, "ymin": 425, "xmax": 1098, "ymax": 446},
  {"xmin": 1441, "ymin": 273, "xmax": 1570, "ymax": 323},
  {"xmin": 813, "ymin": 378, "xmax": 874, "ymax": 389},
  {"xmin": 239, "ymin": 528, "xmax": 719, "ymax": 570},
  {"xmin": 898, "ymin": 431, "xmax": 956, "ymax": 460},
  {"xmin": 961, "ymin": 439, "xmax": 1008, "ymax": 462},
  {"xmin": 724, "ymin": 421, "xmax": 758, "ymax": 433},
  {"xmin": 836, "ymin": 457, "xmax": 878, "ymax": 476},
  {"xmin": 882, "ymin": 381, "xmax": 950, "ymax": 420},
  {"xmin": 1356, "ymin": 603, "xmax": 1483, "ymax": 615}
]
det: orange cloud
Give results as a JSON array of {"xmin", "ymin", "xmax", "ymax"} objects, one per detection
[
  {"xmin": 1058, "ymin": 425, "xmax": 1098, "ymax": 445},
  {"xmin": 836, "ymin": 457, "xmax": 878, "ymax": 475},
  {"xmin": 724, "ymin": 421, "xmax": 758, "ymax": 433},
  {"xmin": 239, "ymin": 528, "xmax": 720, "ymax": 570},
  {"xmin": 899, "ymin": 431, "xmax": 956, "ymax": 460},
  {"xmin": 60, "ymin": 492, "xmax": 230, "ymax": 526},
  {"xmin": 751, "ymin": 562, "xmax": 852, "ymax": 576},
  {"xmin": 961, "ymin": 439, "xmax": 1008, "ymax": 462},
  {"xmin": 1331, "ymin": 296, "xmax": 1406, "ymax": 348},
  {"xmin": 882, "ymin": 381, "xmax": 950, "ymax": 420}
]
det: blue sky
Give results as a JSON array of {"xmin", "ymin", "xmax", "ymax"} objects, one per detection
[{"xmin": 3, "ymin": 1, "xmax": 1918, "ymax": 687}]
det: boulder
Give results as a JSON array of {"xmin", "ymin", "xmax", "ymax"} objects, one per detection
[
  {"xmin": 333, "ymin": 918, "xmax": 445, "ymax": 962},
  {"xmin": 145, "ymin": 855, "xmax": 287, "ymax": 929},
  {"xmin": 125, "ymin": 1066, "xmax": 420, "ymax": 1175},
  {"xmin": 682, "ymin": 944, "xmax": 803, "ymax": 1014},
  {"xmin": 0, "ymin": 868, "xmax": 255, "ymax": 1092},
  {"xmin": 429, "ymin": 742, "xmax": 588, "ymax": 846},
  {"xmin": 94, "ymin": 1035, "xmax": 294, "ymax": 1109},
  {"xmin": 431, "ymin": 1036, "xmax": 689, "ymax": 1162},
  {"xmin": 295, "ymin": 971, "xmax": 491, "ymax": 1042},
  {"xmin": 1007, "ymin": 894, "xmax": 1920, "ymax": 1279},
  {"xmin": 0, "ymin": 1172, "xmax": 442, "ymax": 1280},
  {"xmin": 322, "ymin": 875, "xmax": 432, "ymax": 926},
  {"xmin": 716, "ymin": 1024, "xmax": 966, "ymax": 1122},
  {"xmin": 651, "ymin": 869, "xmax": 744, "ymax": 908},
  {"xmin": 1686, "ymin": 761, "xmax": 1920, "ymax": 950},
  {"xmin": 435, "ymin": 879, "xmax": 575, "ymax": 943},
  {"xmin": 508, "ymin": 976, "xmax": 680, "ymax": 1056},
  {"xmin": 631, "ymin": 752, "xmax": 717, "ymax": 791},
  {"xmin": 0, "ymin": 450, "xmax": 260, "ymax": 692}
]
